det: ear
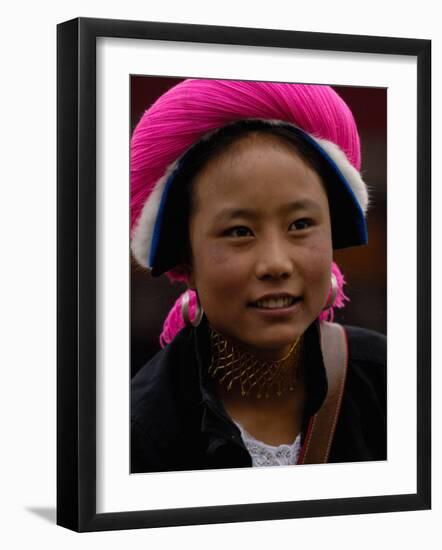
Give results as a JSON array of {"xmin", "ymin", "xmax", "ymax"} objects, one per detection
[
  {"xmin": 186, "ymin": 268, "xmax": 196, "ymax": 289},
  {"xmin": 173, "ymin": 263, "xmax": 195, "ymax": 288}
]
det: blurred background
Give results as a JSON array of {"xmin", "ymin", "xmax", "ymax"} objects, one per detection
[{"xmin": 130, "ymin": 77, "xmax": 387, "ymax": 378}]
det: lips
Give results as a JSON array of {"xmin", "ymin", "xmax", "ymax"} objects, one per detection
[{"xmin": 249, "ymin": 294, "xmax": 301, "ymax": 310}]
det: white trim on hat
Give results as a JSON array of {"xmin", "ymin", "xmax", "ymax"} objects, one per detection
[
  {"xmin": 314, "ymin": 137, "xmax": 369, "ymax": 213},
  {"xmin": 131, "ymin": 159, "xmax": 181, "ymax": 270}
]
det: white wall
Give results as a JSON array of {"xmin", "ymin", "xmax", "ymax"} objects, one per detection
[{"xmin": 0, "ymin": 0, "xmax": 439, "ymax": 547}]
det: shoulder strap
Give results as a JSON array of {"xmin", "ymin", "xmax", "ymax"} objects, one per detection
[{"xmin": 297, "ymin": 321, "xmax": 348, "ymax": 464}]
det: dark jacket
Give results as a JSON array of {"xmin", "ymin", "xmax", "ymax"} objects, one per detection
[{"xmin": 131, "ymin": 317, "xmax": 386, "ymax": 473}]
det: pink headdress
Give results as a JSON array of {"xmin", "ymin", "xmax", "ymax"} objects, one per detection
[{"xmin": 130, "ymin": 79, "xmax": 367, "ymax": 346}]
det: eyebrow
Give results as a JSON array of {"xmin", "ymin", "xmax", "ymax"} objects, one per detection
[{"xmin": 213, "ymin": 199, "xmax": 322, "ymax": 223}]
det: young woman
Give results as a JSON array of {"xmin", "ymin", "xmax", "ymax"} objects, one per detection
[{"xmin": 130, "ymin": 79, "xmax": 386, "ymax": 472}]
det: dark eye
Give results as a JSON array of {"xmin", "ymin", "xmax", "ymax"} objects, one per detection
[
  {"xmin": 289, "ymin": 218, "xmax": 311, "ymax": 231},
  {"xmin": 225, "ymin": 226, "xmax": 253, "ymax": 238}
]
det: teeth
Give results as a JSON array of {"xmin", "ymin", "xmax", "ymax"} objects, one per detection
[{"xmin": 255, "ymin": 297, "xmax": 294, "ymax": 309}]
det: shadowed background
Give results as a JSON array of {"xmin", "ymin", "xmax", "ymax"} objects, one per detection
[{"xmin": 130, "ymin": 77, "xmax": 387, "ymax": 378}]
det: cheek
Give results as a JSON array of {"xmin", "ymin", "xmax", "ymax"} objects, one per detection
[
  {"xmin": 299, "ymin": 242, "xmax": 333, "ymax": 291},
  {"xmin": 191, "ymin": 243, "xmax": 248, "ymax": 297}
]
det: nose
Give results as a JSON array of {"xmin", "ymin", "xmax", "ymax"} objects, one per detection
[{"xmin": 254, "ymin": 237, "xmax": 294, "ymax": 280}]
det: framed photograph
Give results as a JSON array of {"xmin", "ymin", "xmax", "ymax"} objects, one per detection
[{"xmin": 57, "ymin": 17, "xmax": 431, "ymax": 532}]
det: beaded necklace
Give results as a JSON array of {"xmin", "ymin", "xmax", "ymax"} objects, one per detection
[{"xmin": 208, "ymin": 327, "xmax": 303, "ymax": 399}]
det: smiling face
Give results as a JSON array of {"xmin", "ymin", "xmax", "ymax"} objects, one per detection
[{"xmin": 187, "ymin": 131, "xmax": 333, "ymax": 360}]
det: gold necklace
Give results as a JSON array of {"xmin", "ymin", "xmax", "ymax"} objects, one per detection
[{"xmin": 208, "ymin": 327, "xmax": 303, "ymax": 399}]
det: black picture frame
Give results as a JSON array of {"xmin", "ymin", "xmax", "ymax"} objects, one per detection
[{"xmin": 57, "ymin": 17, "xmax": 431, "ymax": 532}]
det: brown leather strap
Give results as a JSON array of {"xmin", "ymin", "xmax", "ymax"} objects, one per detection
[{"xmin": 297, "ymin": 321, "xmax": 348, "ymax": 464}]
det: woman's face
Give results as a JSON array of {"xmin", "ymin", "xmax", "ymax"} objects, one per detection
[{"xmin": 187, "ymin": 132, "xmax": 333, "ymax": 360}]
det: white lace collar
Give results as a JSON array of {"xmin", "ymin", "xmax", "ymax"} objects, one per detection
[{"xmin": 233, "ymin": 420, "xmax": 301, "ymax": 467}]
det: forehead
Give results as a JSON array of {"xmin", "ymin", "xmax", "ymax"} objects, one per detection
[{"xmin": 191, "ymin": 132, "xmax": 328, "ymax": 208}]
